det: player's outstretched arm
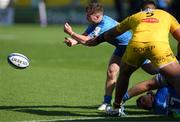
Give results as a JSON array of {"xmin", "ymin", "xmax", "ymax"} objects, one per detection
[
  {"xmin": 84, "ymin": 16, "xmax": 130, "ymax": 46},
  {"xmin": 85, "ymin": 26, "xmax": 122, "ymax": 46},
  {"xmin": 64, "ymin": 23, "xmax": 91, "ymax": 44}
]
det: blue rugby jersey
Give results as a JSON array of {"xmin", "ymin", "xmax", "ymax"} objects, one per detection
[
  {"xmin": 154, "ymin": 86, "xmax": 180, "ymax": 115},
  {"xmin": 85, "ymin": 15, "xmax": 132, "ymax": 46}
]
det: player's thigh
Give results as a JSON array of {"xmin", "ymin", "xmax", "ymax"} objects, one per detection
[
  {"xmin": 148, "ymin": 42, "xmax": 177, "ymax": 68},
  {"xmin": 107, "ymin": 46, "xmax": 127, "ymax": 71},
  {"xmin": 159, "ymin": 62, "xmax": 180, "ymax": 81},
  {"xmin": 120, "ymin": 62, "xmax": 138, "ymax": 76}
]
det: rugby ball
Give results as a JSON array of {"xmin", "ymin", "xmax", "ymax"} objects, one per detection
[{"xmin": 7, "ymin": 53, "xmax": 30, "ymax": 69}]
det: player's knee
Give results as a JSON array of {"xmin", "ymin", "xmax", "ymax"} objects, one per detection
[
  {"xmin": 107, "ymin": 65, "xmax": 119, "ymax": 80},
  {"xmin": 107, "ymin": 69, "xmax": 117, "ymax": 80}
]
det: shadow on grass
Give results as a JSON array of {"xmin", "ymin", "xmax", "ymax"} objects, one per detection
[
  {"xmin": 0, "ymin": 105, "xmax": 178, "ymax": 121},
  {"xmin": 0, "ymin": 105, "xmax": 138, "ymax": 110},
  {"xmin": 0, "ymin": 105, "xmax": 97, "ymax": 110},
  {"xmin": 14, "ymin": 109, "xmax": 104, "ymax": 117},
  {"xmin": 0, "ymin": 105, "xmax": 104, "ymax": 117}
]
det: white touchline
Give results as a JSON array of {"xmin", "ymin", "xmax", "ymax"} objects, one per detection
[{"xmin": 16, "ymin": 114, "xmax": 163, "ymax": 122}]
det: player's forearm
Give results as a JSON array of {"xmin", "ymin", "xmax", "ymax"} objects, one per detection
[
  {"xmin": 94, "ymin": 27, "xmax": 122, "ymax": 45},
  {"xmin": 83, "ymin": 27, "xmax": 122, "ymax": 47},
  {"xmin": 71, "ymin": 32, "xmax": 90, "ymax": 44},
  {"xmin": 103, "ymin": 27, "xmax": 122, "ymax": 42},
  {"xmin": 85, "ymin": 27, "xmax": 121, "ymax": 46},
  {"xmin": 128, "ymin": 85, "xmax": 147, "ymax": 98}
]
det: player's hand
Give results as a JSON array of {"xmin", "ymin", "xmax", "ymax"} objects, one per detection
[
  {"xmin": 64, "ymin": 37, "xmax": 78, "ymax": 47},
  {"xmin": 64, "ymin": 23, "xmax": 73, "ymax": 35}
]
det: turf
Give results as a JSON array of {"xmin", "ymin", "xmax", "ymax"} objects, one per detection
[{"xmin": 0, "ymin": 25, "xmax": 178, "ymax": 121}]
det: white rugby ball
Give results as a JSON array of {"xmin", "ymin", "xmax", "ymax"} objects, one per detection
[{"xmin": 7, "ymin": 53, "xmax": 30, "ymax": 69}]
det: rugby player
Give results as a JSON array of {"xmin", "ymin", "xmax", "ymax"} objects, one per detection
[
  {"xmin": 81, "ymin": 0, "xmax": 180, "ymax": 116},
  {"xmin": 136, "ymin": 86, "xmax": 180, "ymax": 115},
  {"xmin": 64, "ymin": 1, "xmax": 157, "ymax": 111},
  {"xmin": 122, "ymin": 57, "xmax": 180, "ymax": 115}
]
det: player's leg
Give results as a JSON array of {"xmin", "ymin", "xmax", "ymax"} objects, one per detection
[
  {"xmin": 113, "ymin": 42, "xmax": 144, "ymax": 107},
  {"xmin": 106, "ymin": 55, "xmax": 122, "ymax": 96},
  {"xmin": 106, "ymin": 42, "xmax": 147, "ymax": 116},
  {"xmin": 123, "ymin": 71, "xmax": 168, "ymax": 103},
  {"xmin": 123, "ymin": 77, "xmax": 160, "ymax": 103},
  {"xmin": 159, "ymin": 62, "xmax": 180, "ymax": 96},
  {"xmin": 149, "ymin": 42, "xmax": 180, "ymax": 96},
  {"xmin": 98, "ymin": 54, "xmax": 121, "ymax": 110},
  {"xmin": 106, "ymin": 62, "xmax": 139, "ymax": 116},
  {"xmin": 114, "ymin": 62, "xmax": 138, "ymax": 108},
  {"xmin": 98, "ymin": 46, "xmax": 126, "ymax": 111},
  {"xmin": 105, "ymin": 55, "xmax": 121, "ymax": 98}
]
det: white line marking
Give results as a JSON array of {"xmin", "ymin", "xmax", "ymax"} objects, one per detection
[{"xmin": 16, "ymin": 114, "xmax": 163, "ymax": 122}]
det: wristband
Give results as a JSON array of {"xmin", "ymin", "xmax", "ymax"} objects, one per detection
[{"xmin": 70, "ymin": 32, "xmax": 74, "ymax": 36}]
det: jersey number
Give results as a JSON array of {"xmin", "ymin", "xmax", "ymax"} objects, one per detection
[{"xmin": 146, "ymin": 12, "xmax": 154, "ymax": 17}]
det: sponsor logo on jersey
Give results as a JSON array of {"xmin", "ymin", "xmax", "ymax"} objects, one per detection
[
  {"xmin": 142, "ymin": 18, "xmax": 159, "ymax": 23},
  {"xmin": 91, "ymin": 27, "xmax": 101, "ymax": 37},
  {"xmin": 133, "ymin": 45, "xmax": 155, "ymax": 53},
  {"xmin": 153, "ymin": 56, "xmax": 166, "ymax": 64}
]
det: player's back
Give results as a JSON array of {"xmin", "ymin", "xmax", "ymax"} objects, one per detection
[{"xmin": 126, "ymin": 9, "xmax": 179, "ymax": 43}]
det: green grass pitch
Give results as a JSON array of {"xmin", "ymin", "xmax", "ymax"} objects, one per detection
[{"xmin": 0, "ymin": 25, "xmax": 178, "ymax": 121}]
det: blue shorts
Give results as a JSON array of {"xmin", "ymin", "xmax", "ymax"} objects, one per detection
[{"xmin": 113, "ymin": 45, "xmax": 127, "ymax": 57}]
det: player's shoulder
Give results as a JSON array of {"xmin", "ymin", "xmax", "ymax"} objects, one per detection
[
  {"xmin": 101, "ymin": 15, "xmax": 119, "ymax": 27},
  {"xmin": 134, "ymin": 9, "xmax": 167, "ymax": 15},
  {"xmin": 154, "ymin": 9, "xmax": 170, "ymax": 15},
  {"xmin": 103, "ymin": 15, "xmax": 117, "ymax": 22},
  {"xmin": 155, "ymin": 9, "xmax": 175, "ymax": 20},
  {"xmin": 132, "ymin": 9, "xmax": 170, "ymax": 18}
]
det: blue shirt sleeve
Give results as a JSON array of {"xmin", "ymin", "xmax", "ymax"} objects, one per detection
[{"xmin": 85, "ymin": 24, "xmax": 103, "ymax": 38}]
